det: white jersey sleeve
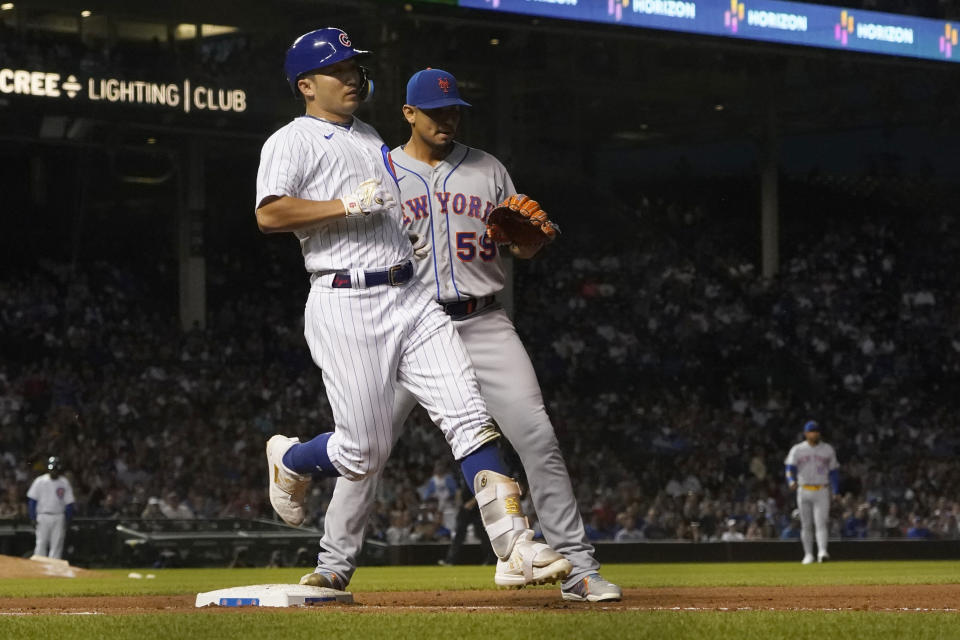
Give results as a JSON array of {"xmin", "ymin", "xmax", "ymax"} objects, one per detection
[
  {"xmin": 391, "ymin": 142, "xmax": 516, "ymax": 302},
  {"xmin": 256, "ymin": 125, "xmax": 306, "ymax": 209}
]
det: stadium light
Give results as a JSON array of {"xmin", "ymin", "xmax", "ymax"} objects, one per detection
[
  {"xmin": 1, "ymin": 3, "xmax": 14, "ymax": 10},
  {"xmin": 80, "ymin": 10, "xmax": 91, "ymax": 17}
]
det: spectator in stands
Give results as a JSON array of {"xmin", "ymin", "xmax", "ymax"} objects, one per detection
[
  {"xmin": 780, "ymin": 510, "xmax": 802, "ymax": 540},
  {"xmin": 419, "ymin": 460, "xmax": 459, "ymax": 534},
  {"xmin": 159, "ymin": 492, "xmax": 194, "ymax": 520},
  {"xmin": 842, "ymin": 505, "xmax": 870, "ymax": 538},
  {"xmin": 386, "ymin": 509, "xmax": 413, "ymax": 545},
  {"xmin": 614, "ymin": 512, "xmax": 644, "ymax": 541},
  {"xmin": 883, "ymin": 503, "xmax": 903, "ymax": 537},
  {"xmin": 720, "ymin": 518, "xmax": 745, "ymax": 541},
  {"xmin": 906, "ymin": 516, "xmax": 933, "ymax": 539}
]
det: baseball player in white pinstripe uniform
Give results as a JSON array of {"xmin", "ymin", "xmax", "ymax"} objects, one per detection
[
  {"xmin": 308, "ymin": 68, "xmax": 621, "ymax": 601},
  {"xmin": 257, "ymin": 29, "xmax": 571, "ymax": 590},
  {"xmin": 26, "ymin": 456, "xmax": 74, "ymax": 560},
  {"xmin": 785, "ymin": 421, "xmax": 839, "ymax": 564}
]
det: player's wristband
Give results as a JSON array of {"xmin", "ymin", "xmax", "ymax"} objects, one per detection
[{"xmin": 341, "ymin": 196, "xmax": 365, "ymax": 217}]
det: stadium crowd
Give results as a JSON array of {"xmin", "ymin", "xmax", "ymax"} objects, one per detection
[{"xmin": 1, "ymin": 176, "xmax": 958, "ymax": 548}]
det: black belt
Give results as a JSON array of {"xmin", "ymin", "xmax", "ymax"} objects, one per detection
[
  {"xmin": 441, "ymin": 295, "xmax": 496, "ymax": 320},
  {"xmin": 331, "ymin": 261, "xmax": 414, "ymax": 289}
]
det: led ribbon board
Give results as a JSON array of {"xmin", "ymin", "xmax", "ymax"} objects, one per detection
[{"xmin": 459, "ymin": 0, "xmax": 959, "ymax": 63}]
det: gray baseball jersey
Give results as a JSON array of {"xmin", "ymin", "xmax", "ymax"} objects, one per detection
[
  {"xmin": 391, "ymin": 142, "xmax": 514, "ymax": 302},
  {"xmin": 316, "ymin": 141, "xmax": 600, "ymax": 589},
  {"xmin": 786, "ymin": 441, "xmax": 838, "ymax": 560},
  {"xmin": 785, "ymin": 442, "xmax": 838, "ymax": 486}
]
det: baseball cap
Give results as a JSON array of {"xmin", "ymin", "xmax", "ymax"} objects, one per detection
[
  {"xmin": 406, "ymin": 68, "xmax": 471, "ymax": 109},
  {"xmin": 803, "ymin": 421, "xmax": 820, "ymax": 433}
]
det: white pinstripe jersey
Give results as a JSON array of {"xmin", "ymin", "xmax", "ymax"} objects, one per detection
[
  {"xmin": 27, "ymin": 474, "xmax": 75, "ymax": 514},
  {"xmin": 256, "ymin": 115, "xmax": 411, "ymax": 273},
  {"xmin": 391, "ymin": 142, "xmax": 515, "ymax": 302}
]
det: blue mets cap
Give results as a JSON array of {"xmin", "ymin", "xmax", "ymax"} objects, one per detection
[
  {"xmin": 406, "ymin": 68, "xmax": 471, "ymax": 109},
  {"xmin": 804, "ymin": 421, "xmax": 820, "ymax": 433}
]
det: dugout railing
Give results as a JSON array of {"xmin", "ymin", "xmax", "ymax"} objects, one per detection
[{"xmin": 2, "ymin": 519, "xmax": 959, "ymax": 568}]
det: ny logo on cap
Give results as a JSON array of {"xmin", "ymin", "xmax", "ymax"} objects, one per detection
[{"xmin": 438, "ymin": 77, "xmax": 450, "ymax": 93}]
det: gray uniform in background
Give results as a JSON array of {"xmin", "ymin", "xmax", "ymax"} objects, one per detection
[
  {"xmin": 785, "ymin": 439, "xmax": 838, "ymax": 561},
  {"xmin": 316, "ymin": 141, "xmax": 600, "ymax": 589}
]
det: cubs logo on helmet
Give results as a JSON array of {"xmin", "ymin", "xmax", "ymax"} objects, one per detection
[{"xmin": 284, "ymin": 27, "xmax": 370, "ymax": 94}]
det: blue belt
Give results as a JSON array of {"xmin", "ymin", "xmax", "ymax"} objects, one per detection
[
  {"xmin": 441, "ymin": 295, "xmax": 496, "ymax": 320},
  {"xmin": 331, "ymin": 261, "xmax": 414, "ymax": 289}
]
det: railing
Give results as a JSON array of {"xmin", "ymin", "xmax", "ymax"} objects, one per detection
[{"xmin": 2, "ymin": 519, "xmax": 958, "ymax": 567}]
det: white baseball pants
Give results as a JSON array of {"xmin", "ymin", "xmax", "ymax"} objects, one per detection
[{"xmin": 34, "ymin": 513, "xmax": 66, "ymax": 559}]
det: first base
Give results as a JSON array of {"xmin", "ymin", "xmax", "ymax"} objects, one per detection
[{"xmin": 195, "ymin": 583, "xmax": 354, "ymax": 607}]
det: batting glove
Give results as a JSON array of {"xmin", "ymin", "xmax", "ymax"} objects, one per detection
[
  {"xmin": 341, "ymin": 178, "xmax": 396, "ymax": 217},
  {"xmin": 408, "ymin": 231, "xmax": 430, "ymax": 260}
]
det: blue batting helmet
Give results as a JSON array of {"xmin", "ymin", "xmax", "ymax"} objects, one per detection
[{"xmin": 284, "ymin": 28, "xmax": 369, "ymax": 95}]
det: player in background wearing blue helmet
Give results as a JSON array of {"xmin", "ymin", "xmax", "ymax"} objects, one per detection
[
  {"xmin": 26, "ymin": 456, "xmax": 75, "ymax": 560},
  {"xmin": 785, "ymin": 421, "xmax": 840, "ymax": 564},
  {"xmin": 258, "ymin": 29, "xmax": 573, "ymax": 591}
]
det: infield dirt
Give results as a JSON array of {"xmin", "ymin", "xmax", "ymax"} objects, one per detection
[
  {"xmin": 1, "ymin": 584, "xmax": 958, "ymax": 614},
  {"xmin": 0, "ymin": 554, "xmax": 100, "ymax": 579}
]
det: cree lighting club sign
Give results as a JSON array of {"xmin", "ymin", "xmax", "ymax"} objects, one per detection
[{"xmin": 0, "ymin": 67, "xmax": 247, "ymax": 114}]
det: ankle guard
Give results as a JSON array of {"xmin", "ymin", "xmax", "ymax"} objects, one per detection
[{"xmin": 474, "ymin": 470, "xmax": 530, "ymax": 560}]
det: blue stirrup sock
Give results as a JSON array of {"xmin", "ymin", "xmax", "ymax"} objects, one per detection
[
  {"xmin": 460, "ymin": 442, "xmax": 507, "ymax": 495},
  {"xmin": 282, "ymin": 433, "xmax": 339, "ymax": 477}
]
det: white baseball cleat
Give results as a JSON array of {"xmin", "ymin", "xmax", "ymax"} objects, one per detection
[
  {"xmin": 818, "ymin": 553, "xmax": 830, "ymax": 563},
  {"xmin": 266, "ymin": 435, "xmax": 309, "ymax": 527},
  {"xmin": 802, "ymin": 554, "xmax": 815, "ymax": 565},
  {"xmin": 494, "ymin": 530, "xmax": 572, "ymax": 588}
]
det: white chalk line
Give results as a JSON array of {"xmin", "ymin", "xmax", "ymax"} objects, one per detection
[
  {"xmin": 0, "ymin": 611, "xmax": 102, "ymax": 616},
  {"xmin": 345, "ymin": 604, "xmax": 960, "ymax": 613}
]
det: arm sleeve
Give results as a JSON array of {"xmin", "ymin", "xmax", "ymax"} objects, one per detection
[
  {"xmin": 829, "ymin": 446, "xmax": 839, "ymax": 470},
  {"xmin": 255, "ymin": 127, "xmax": 306, "ymax": 210},
  {"xmin": 65, "ymin": 503, "xmax": 74, "ymax": 521},
  {"xmin": 829, "ymin": 469, "xmax": 840, "ymax": 494},
  {"xmin": 28, "ymin": 498, "xmax": 36, "ymax": 521},
  {"xmin": 785, "ymin": 464, "xmax": 798, "ymax": 484}
]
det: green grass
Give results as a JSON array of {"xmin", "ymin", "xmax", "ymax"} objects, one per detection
[
  {"xmin": 1, "ymin": 562, "xmax": 958, "ymax": 640},
  {"xmin": 1, "ymin": 611, "xmax": 958, "ymax": 640},
  {"xmin": 1, "ymin": 561, "xmax": 958, "ymax": 598}
]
